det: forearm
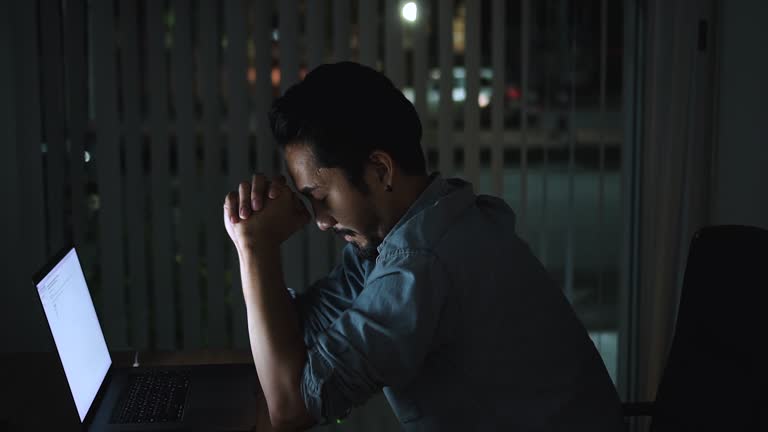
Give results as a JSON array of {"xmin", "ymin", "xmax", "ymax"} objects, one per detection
[{"xmin": 239, "ymin": 246, "xmax": 313, "ymax": 429}]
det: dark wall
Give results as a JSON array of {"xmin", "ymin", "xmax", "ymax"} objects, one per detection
[{"xmin": 713, "ymin": 0, "xmax": 768, "ymax": 229}]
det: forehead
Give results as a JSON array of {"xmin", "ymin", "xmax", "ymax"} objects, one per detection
[
  {"xmin": 284, "ymin": 144, "xmax": 317, "ymax": 186},
  {"xmin": 285, "ymin": 143, "xmax": 335, "ymax": 190}
]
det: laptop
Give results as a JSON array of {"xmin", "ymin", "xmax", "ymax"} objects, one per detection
[{"xmin": 32, "ymin": 246, "xmax": 260, "ymax": 431}]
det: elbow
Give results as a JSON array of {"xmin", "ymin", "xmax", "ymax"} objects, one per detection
[
  {"xmin": 267, "ymin": 397, "xmax": 315, "ymax": 431},
  {"xmin": 267, "ymin": 408, "xmax": 297, "ymax": 431},
  {"xmin": 269, "ymin": 417, "xmax": 303, "ymax": 432}
]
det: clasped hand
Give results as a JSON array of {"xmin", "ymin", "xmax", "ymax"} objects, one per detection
[{"xmin": 223, "ymin": 174, "xmax": 311, "ymax": 254}]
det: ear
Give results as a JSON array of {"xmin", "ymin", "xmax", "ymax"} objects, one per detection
[{"xmin": 368, "ymin": 150, "xmax": 395, "ymax": 187}]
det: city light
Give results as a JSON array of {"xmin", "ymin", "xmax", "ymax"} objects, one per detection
[
  {"xmin": 402, "ymin": 2, "xmax": 418, "ymax": 23},
  {"xmin": 478, "ymin": 93, "xmax": 490, "ymax": 108}
]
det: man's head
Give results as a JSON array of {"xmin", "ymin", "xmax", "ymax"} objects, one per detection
[{"xmin": 268, "ymin": 62, "xmax": 428, "ymax": 259}]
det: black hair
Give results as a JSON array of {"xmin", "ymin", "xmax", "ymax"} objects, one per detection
[{"xmin": 268, "ymin": 62, "xmax": 426, "ymax": 190}]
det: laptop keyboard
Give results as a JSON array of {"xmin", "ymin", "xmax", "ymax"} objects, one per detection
[{"xmin": 111, "ymin": 370, "xmax": 190, "ymax": 424}]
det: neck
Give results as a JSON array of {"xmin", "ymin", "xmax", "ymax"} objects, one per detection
[{"xmin": 377, "ymin": 174, "xmax": 432, "ymax": 238}]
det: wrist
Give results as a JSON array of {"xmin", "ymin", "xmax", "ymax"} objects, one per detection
[
  {"xmin": 237, "ymin": 241, "xmax": 283, "ymax": 301},
  {"xmin": 237, "ymin": 239, "xmax": 279, "ymax": 261}
]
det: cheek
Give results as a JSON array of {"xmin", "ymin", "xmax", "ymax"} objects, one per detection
[
  {"xmin": 327, "ymin": 197, "xmax": 355, "ymax": 224},
  {"xmin": 328, "ymin": 191, "xmax": 368, "ymax": 227}
]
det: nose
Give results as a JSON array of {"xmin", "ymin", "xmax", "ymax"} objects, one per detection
[{"xmin": 313, "ymin": 206, "xmax": 337, "ymax": 231}]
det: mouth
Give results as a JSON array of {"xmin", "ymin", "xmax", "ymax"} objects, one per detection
[{"xmin": 333, "ymin": 227, "xmax": 356, "ymax": 241}]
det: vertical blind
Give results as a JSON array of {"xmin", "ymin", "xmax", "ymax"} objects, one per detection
[{"xmin": 2, "ymin": 1, "xmax": 624, "ymax": 380}]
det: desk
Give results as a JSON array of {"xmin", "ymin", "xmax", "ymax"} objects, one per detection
[{"xmin": 0, "ymin": 350, "xmax": 271, "ymax": 431}]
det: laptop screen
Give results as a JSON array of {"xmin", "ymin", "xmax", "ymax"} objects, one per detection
[{"xmin": 35, "ymin": 248, "xmax": 112, "ymax": 422}]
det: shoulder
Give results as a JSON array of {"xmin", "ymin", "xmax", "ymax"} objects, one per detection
[
  {"xmin": 365, "ymin": 248, "xmax": 450, "ymax": 299},
  {"xmin": 374, "ymin": 247, "xmax": 436, "ymax": 275}
]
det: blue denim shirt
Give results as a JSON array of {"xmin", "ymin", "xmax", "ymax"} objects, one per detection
[{"xmin": 295, "ymin": 176, "xmax": 624, "ymax": 431}]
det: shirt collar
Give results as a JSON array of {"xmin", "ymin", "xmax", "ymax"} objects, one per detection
[{"xmin": 377, "ymin": 173, "xmax": 475, "ymax": 254}]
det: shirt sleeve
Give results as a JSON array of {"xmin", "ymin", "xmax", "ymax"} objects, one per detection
[
  {"xmin": 300, "ymin": 250, "xmax": 450, "ymax": 421},
  {"xmin": 294, "ymin": 244, "xmax": 372, "ymax": 349}
]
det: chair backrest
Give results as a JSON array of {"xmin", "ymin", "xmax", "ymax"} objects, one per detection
[{"xmin": 652, "ymin": 225, "xmax": 768, "ymax": 431}]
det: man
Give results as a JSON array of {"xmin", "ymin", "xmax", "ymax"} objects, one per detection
[{"xmin": 223, "ymin": 62, "xmax": 624, "ymax": 431}]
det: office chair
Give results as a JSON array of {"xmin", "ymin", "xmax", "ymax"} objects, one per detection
[{"xmin": 624, "ymin": 225, "xmax": 768, "ymax": 431}]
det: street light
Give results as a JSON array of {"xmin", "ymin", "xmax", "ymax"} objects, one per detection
[{"xmin": 402, "ymin": 2, "xmax": 418, "ymax": 23}]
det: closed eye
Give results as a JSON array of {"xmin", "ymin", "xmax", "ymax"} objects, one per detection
[
  {"xmin": 313, "ymin": 194, "xmax": 327, "ymax": 206},
  {"xmin": 299, "ymin": 186, "xmax": 328, "ymax": 210}
]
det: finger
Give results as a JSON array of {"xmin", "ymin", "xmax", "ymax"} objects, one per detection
[
  {"xmin": 238, "ymin": 181, "xmax": 251, "ymax": 219},
  {"xmin": 251, "ymin": 173, "xmax": 268, "ymax": 211},
  {"xmin": 224, "ymin": 191, "xmax": 239, "ymax": 225},
  {"xmin": 268, "ymin": 175, "xmax": 287, "ymax": 199}
]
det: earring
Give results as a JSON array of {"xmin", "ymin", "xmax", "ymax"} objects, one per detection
[{"xmin": 385, "ymin": 184, "xmax": 393, "ymax": 192}]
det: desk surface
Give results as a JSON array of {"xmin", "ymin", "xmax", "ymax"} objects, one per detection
[{"xmin": 0, "ymin": 350, "xmax": 263, "ymax": 431}]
